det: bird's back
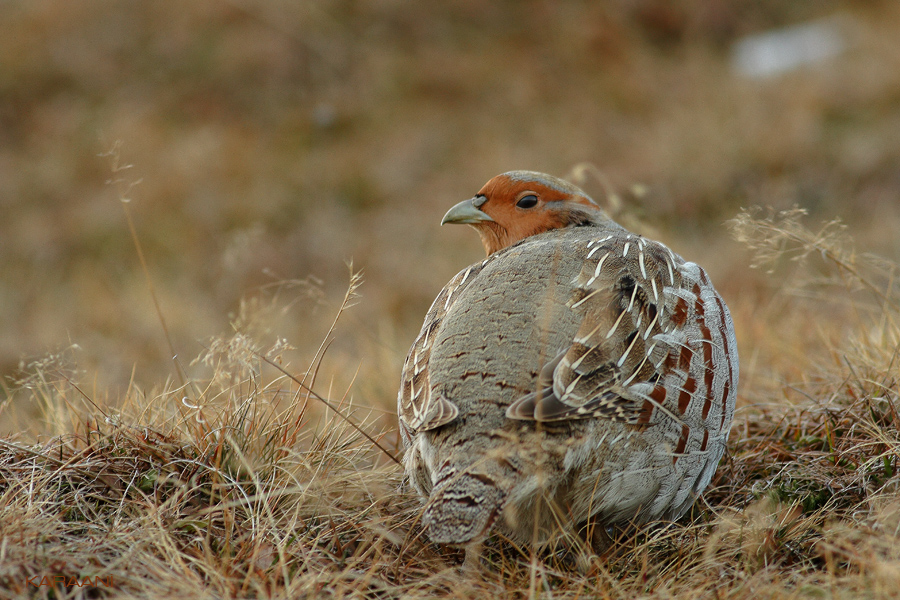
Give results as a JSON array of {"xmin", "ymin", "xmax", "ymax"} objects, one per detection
[{"xmin": 400, "ymin": 224, "xmax": 737, "ymax": 546}]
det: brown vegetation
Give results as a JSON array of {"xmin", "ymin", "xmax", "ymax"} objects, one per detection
[{"xmin": 1, "ymin": 1, "xmax": 899, "ymax": 598}]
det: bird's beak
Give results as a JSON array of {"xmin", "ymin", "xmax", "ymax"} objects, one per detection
[{"xmin": 441, "ymin": 198, "xmax": 494, "ymax": 225}]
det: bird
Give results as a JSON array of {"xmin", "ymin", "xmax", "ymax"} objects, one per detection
[{"xmin": 397, "ymin": 170, "xmax": 738, "ymax": 563}]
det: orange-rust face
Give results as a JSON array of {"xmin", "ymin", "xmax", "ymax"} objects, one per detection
[{"xmin": 442, "ymin": 171, "xmax": 606, "ymax": 255}]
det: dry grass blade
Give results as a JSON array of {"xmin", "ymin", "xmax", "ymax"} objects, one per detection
[
  {"xmin": 102, "ymin": 141, "xmax": 195, "ymax": 399},
  {"xmin": 728, "ymin": 206, "xmax": 899, "ymax": 310},
  {"xmin": 257, "ymin": 351, "xmax": 401, "ymax": 466}
]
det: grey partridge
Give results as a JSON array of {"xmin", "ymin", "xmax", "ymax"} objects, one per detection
[{"xmin": 398, "ymin": 171, "xmax": 738, "ymax": 557}]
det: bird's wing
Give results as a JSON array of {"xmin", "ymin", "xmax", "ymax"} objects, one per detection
[
  {"xmin": 507, "ymin": 232, "xmax": 737, "ymax": 432},
  {"xmin": 398, "ymin": 260, "xmax": 488, "ymax": 440}
]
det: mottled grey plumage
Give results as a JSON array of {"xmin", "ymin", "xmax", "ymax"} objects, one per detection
[{"xmin": 398, "ymin": 172, "xmax": 738, "ymax": 550}]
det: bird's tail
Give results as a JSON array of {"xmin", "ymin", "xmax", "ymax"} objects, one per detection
[{"xmin": 421, "ymin": 472, "xmax": 505, "ymax": 545}]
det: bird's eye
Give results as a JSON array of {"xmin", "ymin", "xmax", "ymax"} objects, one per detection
[{"xmin": 516, "ymin": 194, "xmax": 538, "ymax": 209}]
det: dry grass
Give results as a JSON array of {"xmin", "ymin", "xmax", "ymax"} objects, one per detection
[{"xmin": 2, "ymin": 206, "xmax": 899, "ymax": 598}]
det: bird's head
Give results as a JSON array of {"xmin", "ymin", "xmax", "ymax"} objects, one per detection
[{"xmin": 441, "ymin": 171, "xmax": 611, "ymax": 256}]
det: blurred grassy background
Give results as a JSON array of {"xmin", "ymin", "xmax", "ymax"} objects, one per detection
[{"xmin": 2, "ymin": 0, "xmax": 899, "ymax": 432}]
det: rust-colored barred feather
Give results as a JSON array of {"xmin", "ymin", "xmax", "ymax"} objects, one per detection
[{"xmin": 506, "ymin": 232, "xmax": 736, "ymax": 442}]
